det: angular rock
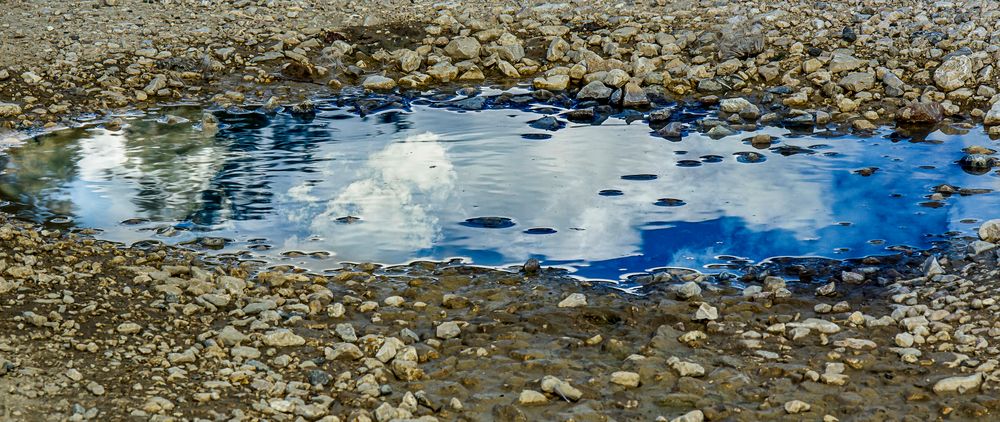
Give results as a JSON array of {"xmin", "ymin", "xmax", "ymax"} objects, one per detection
[
  {"xmin": 558, "ymin": 293, "xmax": 587, "ymax": 308},
  {"xmin": 533, "ymin": 75, "xmax": 570, "ymax": 91},
  {"xmin": 262, "ymin": 329, "xmax": 305, "ymax": 347},
  {"xmin": 896, "ymin": 102, "xmax": 944, "ymax": 124},
  {"xmin": 934, "ymin": 55, "xmax": 974, "ymax": 92},
  {"xmin": 444, "ymin": 37, "xmax": 481, "ymax": 60},
  {"xmin": 979, "ymin": 219, "xmax": 1000, "ymax": 242},
  {"xmin": 577, "ymin": 81, "xmax": 612, "ymax": 101}
]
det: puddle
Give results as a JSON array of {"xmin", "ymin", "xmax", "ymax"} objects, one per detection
[{"xmin": 0, "ymin": 96, "xmax": 997, "ymax": 283}]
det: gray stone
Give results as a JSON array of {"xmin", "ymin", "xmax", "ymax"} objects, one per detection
[
  {"xmin": 922, "ymin": 256, "xmax": 944, "ymax": 277},
  {"xmin": 577, "ymin": 81, "xmax": 612, "ymax": 101},
  {"xmin": 444, "ymin": 37, "xmax": 481, "ymax": 60},
  {"xmin": 436, "ymin": 321, "xmax": 462, "ymax": 339},
  {"xmin": 934, "ymin": 55, "xmax": 974, "ymax": 92},
  {"xmin": 362, "ymin": 75, "xmax": 396, "ymax": 90},
  {"xmin": 838, "ymin": 72, "xmax": 875, "ymax": 92},
  {"xmin": 558, "ymin": 293, "xmax": 587, "ymax": 308}
]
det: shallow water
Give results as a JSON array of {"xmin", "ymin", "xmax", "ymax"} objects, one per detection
[{"xmin": 1, "ymin": 95, "xmax": 997, "ymax": 282}]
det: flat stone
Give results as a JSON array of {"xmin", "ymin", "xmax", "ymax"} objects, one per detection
[
  {"xmin": 558, "ymin": 293, "xmax": 587, "ymax": 308},
  {"xmin": 784, "ymin": 400, "xmax": 811, "ymax": 414},
  {"xmin": 116, "ymin": 322, "xmax": 142, "ymax": 335},
  {"xmin": 533, "ymin": 74, "xmax": 570, "ymax": 91},
  {"xmin": 610, "ymin": 371, "xmax": 640, "ymax": 388},
  {"xmin": 362, "ymin": 75, "xmax": 396, "ymax": 90},
  {"xmin": 669, "ymin": 410, "xmax": 704, "ymax": 422},
  {"xmin": 788, "ymin": 318, "xmax": 841, "ymax": 334},
  {"xmin": 932, "ymin": 373, "xmax": 982, "ymax": 394},
  {"xmin": 216, "ymin": 326, "xmax": 248, "ymax": 346},
  {"xmin": 519, "ymin": 390, "xmax": 548, "ymax": 405},
  {"xmin": 262, "ymin": 329, "xmax": 305, "ymax": 347}
]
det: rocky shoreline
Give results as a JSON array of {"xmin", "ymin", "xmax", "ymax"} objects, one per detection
[
  {"xmin": 4, "ymin": 212, "xmax": 1000, "ymax": 421},
  {"xmin": 5, "ymin": 0, "xmax": 1000, "ymax": 136}
]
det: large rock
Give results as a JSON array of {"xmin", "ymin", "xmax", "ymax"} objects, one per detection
[
  {"xmin": 932, "ymin": 373, "xmax": 982, "ymax": 394},
  {"xmin": 0, "ymin": 103, "xmax": 22, "ymax": 117},
  {"xmin": 934, "ymin": 55, "xmax": 974, "ymax": 92},
  {"xmin": 546, "ymin": 37, "xmax": 570, "ymax": 61},
  {"xmin": 444, "ymin": 37, "xmax": 481, "ymax": 60},
  {"xmin": 533, "ymin": 74, "xmax": 569, "ymax": 91},
  {"xmin": 978, "ymin": 219, "xmax": 1000, "ymax": 242},
  {"xmin": 829, "ymin": 52, "xmax": 866, "ymax": 73},
  {"xmin": 720, "ymin": 97, "xmax": 753, "ymax": 113},
  {"xmin": 398, "ymin": 50, "xmax": 421, "ymax": 72},
  {"xmin": 576, "ymin": 80, "xmax": 612, "ymax": 100},
  {"xmin": 427, "ymin": 62, "xmax": 458, "ymax": 82},
  {"xmin": 838, "ymin": 72, "xmax": 875, "ymax": 92},
  {"xmin": 896, "ymin": 102, "xmax": 944, "ymax": 124},
  {"xmin": 620, "ymin": 82, "xmax": 650, "ymax": 108},
  {"xmin": 882, "ymin": 70, "xmax": 906, "ymax": 96},
  {"xmin": 984, "ymin": 101, "xmax": 1000, "ymax": 125},
  {"xmin": 362, "ymin": 75, "xmax": 396, "ymax": 90}
]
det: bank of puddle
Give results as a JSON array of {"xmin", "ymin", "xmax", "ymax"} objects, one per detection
[{"xmin": 0, "ymin": 91, "xmax": 996, "ymax": 288}]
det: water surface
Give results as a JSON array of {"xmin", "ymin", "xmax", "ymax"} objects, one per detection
[{"xmin": 1, "ymin": 96, "xmax": 996, "ymax": 283}]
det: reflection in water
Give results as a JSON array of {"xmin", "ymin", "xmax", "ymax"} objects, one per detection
[{"xmin": 0, "ymin": 101, "xmax": 997, "ymax": 283}]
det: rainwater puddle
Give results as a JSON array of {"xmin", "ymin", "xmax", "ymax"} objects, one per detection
[{"xmin": 1, "ymin": 95, "xmax": 997, "ymax": 284}]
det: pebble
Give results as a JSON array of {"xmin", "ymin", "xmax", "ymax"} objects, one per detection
[
  {"xmin": 262, "ymin": 329, "xmax": 306, "ymax": 347},
  {"xmin": 519, "ymin": 390, "xmax": 548, "ymax": 405},
  {"xmin": 693, "ymin": 303, "xmax": 718, "ymax": 321},
  {"xmin": 436, "ymin": 321, "xmax": 462, "ymax": 339},
  {"xmin": 784, "ymin": 400, "xmax": 811, "ymax": 414},
  {"xmin": 610, "ymin": 371, "xmax": 640, "ymax": 388},
  {"xmin": 540, "ymin": 375, "xmax": 582, "ymax": 401},
  {"xmin": 669, "ymin": 410, "xmax": 704, "ymax": 422}
]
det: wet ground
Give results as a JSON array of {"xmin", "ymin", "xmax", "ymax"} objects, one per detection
[{"xmin": 0, "ymin": 91, "xmax": 998, "ymax": 285}]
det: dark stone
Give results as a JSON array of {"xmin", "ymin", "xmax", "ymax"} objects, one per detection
[
  {"xmin": 656, "ymin": 122, "xmax": 684, "ymax": 139},
  {"xmin": 896, "ymin": 102, "xmax": 944, "ymax": 124},
  {"xmin": 308, "ymin": 370, "xmax": 332, "ymax": 386},
  {"xmin": 451, "ymin": 96, "xmax": 487, "ymax": 110},
  {"xmin": 842, "ymin": 26, "xmax": 858, "ymax": 43},
  {"xmin": 523, "ymin": 258, "xmax": 541, "ymax": 274},
  {"xmin": 528, "ymin": 116, "xmax": 565, "ymax": 131},
  {"xmin": 960, "ymin": 154, "xmax": 997, "ymax": 174},
  {"xmin": 565, "ymin": 108, "xmax": 595, "ymax": 123}
]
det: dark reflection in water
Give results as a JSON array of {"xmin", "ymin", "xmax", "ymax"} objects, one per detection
[{"xmin": 0, "ymin": 99, "xmax": 998, "ymax": 283}]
